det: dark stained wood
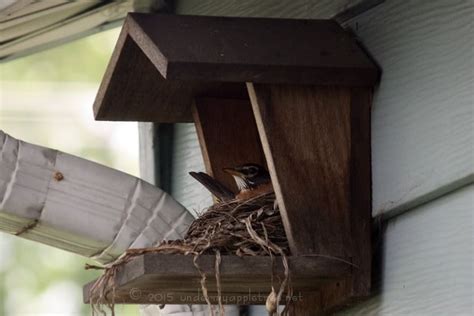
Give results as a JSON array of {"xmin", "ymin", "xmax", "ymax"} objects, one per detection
[
  {"xmin": 248, "ymin": 83, "xmax": 353, "ymax": 257},
  {"xmin": 289, "ymin": 292, "xmax": 323, "ymax": 315},
  {"xmin": 192, "ymin": 98, "xmax": 266, "ymax": 192},
  {"xmin": 93, "ymin": 13, "xmax": 380, "ymax": 122},
  {"xmin": 83, "ymin": 254, "xmax": 351, "ymax": 305},
  {"xmin": 94, "ymin": 23, "xmax": 246, "ymax": 122},
  {"xmin": 348, "ymin": 88, "xmax": 372, "ymax": 297},
  {"xmin": 89, "ymin": 12, "xmax": 376, "ymax": 314},
  {"xmin": 317, "ymin": 88, "xmax": 373, "ymax": 313},
  {"xmin": 247, "ymin": 83, "xmax": 372, "ymax": 313},
  {"xmin": 128, "ymin": 13, "xmax": 378, "ymax": 86}
]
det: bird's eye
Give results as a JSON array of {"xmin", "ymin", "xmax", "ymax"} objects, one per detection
[{"xmin": 248, "ymin": 166, "xmax": 258, "ymax": 175}]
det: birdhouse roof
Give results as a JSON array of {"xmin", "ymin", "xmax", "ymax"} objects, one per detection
[{"xmin": 94, "ymin": 13, "xmax": 379, "ymax": 122}]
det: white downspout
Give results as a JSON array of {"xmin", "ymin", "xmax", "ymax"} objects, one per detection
[{"xmin": 0, "ymin": 130, "xmax": 194, "ymax": 264}]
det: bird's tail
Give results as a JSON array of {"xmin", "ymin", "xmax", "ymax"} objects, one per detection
[{"xmin": 189, "ymin": 172, "xmax": 235, "ymax": 201}]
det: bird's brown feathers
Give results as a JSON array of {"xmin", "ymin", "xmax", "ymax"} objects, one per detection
[{"xmin": 189, "ymin": 171, "xmax": 235, "ymax": 201}]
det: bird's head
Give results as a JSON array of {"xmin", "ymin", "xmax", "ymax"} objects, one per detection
[{"xmin": 223, "ymin": 163, "xmax": 270, "ymax": 191}]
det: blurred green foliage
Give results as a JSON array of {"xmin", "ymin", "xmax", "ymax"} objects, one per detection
[
  {"xmin": 1, "ymin": 28, "xmax": 120, "ymax": 82},
  {"xmin": 0, "ymin": 28, "xmax": 140, "ymax": 316}
]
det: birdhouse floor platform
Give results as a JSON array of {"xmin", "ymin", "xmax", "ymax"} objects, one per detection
[{"xmin": 83, "ymin": 254, "xmax": 352, "ymax": 305}]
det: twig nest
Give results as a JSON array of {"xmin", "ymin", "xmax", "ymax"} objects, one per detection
[{"xmin": 89, "ymin": 193, "xmax": 291, "ymax": 315}]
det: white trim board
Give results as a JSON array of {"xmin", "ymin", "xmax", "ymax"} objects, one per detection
[{"xmin": 138, "ymin": 122, "xmax": 157, "ymax": 185}]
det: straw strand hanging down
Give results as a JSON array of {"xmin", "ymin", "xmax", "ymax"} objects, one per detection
[{"xmin": 88, "ymin": 192, "xmax": 293, "ymax": 316}]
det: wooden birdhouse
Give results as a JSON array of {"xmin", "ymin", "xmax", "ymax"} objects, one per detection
[{"xmin": 84, "ymin": 13, "xmax": 379, "ymax": 314}]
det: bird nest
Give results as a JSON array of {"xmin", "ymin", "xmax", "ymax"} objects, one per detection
[{"xmin": 88, "ymin": 193, "xmax": 293, "ymax": 316}]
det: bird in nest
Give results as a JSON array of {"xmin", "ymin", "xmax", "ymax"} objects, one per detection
[{"xmin": 189, "ymin": 163, "xmax": 273, "ymax": 201}]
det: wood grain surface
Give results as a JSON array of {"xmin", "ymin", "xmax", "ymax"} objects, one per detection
[
  {"xmin": 84, "ymin": 254, "xmax": 352, "ymax": 305},
  {"xmin": 248, "ymin": 83, "xmax": 372, "ymax": 314},
  {"xmin": 93, "ymin": 13, "xmax": 379, "ymax": 122},
  {"xmin": 193, "ymin": 98, "xmax": 266, "ymax": 193},
  {"xmin": 127, "ymin": 13, "xmax": 379, "ymax": 86},
  {"xmin": 248, "ymin": 83, "xmax": 354, "ymax": 257},
  {"xmin": 93, "ymin": 29, "xmax": 246, "ymax": 122}
]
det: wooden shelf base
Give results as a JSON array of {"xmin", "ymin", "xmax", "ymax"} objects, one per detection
[{"xmin": 83, "ymin": 254, "xmax": 352, "ymax": 305}]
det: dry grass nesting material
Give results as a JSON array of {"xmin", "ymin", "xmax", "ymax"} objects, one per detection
[{"xmin": 88, "ymin": 192, "xmax": 293, "ymax": 316}]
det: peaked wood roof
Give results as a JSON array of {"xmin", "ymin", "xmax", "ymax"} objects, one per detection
[{"xmin": 94, "ymin": 13, "xmax": 380, "ymax": 122}]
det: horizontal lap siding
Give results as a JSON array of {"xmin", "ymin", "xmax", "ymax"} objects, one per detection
[
  {"xmin": 336, "ymin": 185, "xmax": 473, "ymax": 315},
  {"xmin": 175, "ymin": 0, "xmax": 370, "ymax": 19},
  {"xmin": 170, "ymin": 123, "xmax": 212, "ymax": 216},
  {"xmin": 345, "ymin": 0, "xmax": 474, "ymax": 217},
  {"xmin": 345, "ymin": 4, "xmax": 474, "ymax": 313}
]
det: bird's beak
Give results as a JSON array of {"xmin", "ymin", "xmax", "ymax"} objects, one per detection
[{"xmin": 223, "ymin": 167, "xmax": 244, "ymax": 177}]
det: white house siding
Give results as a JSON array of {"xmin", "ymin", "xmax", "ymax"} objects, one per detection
[
  {"xmin": 345, "ymin": 0, "xmax": 474, "ymax": 218},
  {"xmin": 337, "ymin": 3, "xmax": 474, "ymax": 312},
  {"xmin": 138, "ymin": 123, "xmax": 212, "ymax": 216},
  {"xmin": 138, "ymin": 123, "xmax": 157, "ymax": 185},
  {"xmin": 169, "ymin": 123, "xmax": 213, "ymax": 216},
  {"xmin": 335, "ymin": 185, "xmax": 473, "ymax": 315},
  {"xmin": 146, "ymin": 0, "xmax": 474, "ymax": 314}
]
